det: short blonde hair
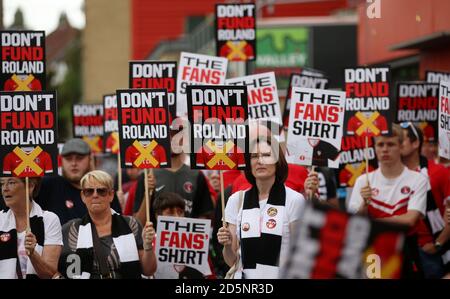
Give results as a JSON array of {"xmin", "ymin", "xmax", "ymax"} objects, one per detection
[
  {"xmin": 375, "ymin": 123, "xmax": 403, "ymax": 144},
  {"xmin": 80, "ymin": 170, "xmax": 114, "ymax": 190}
]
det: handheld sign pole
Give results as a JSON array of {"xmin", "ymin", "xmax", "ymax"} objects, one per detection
[
  {"xmin": 117, "ymin": 143, "xmax": 122, "ymax": 193},
  {"xmin": 365, "ymin": 134, "xmax": 370, "ymax": 185},
  {"xmin": 220, "ymin": 170, "xmax": 226, "ymax": 227},
  {"xmin": 25, "ymin": 177, "xmax": 30, "ymax": 232},
  {"xmin": 144, "ymin": 169, "xmax": 150, "ymax": 224}
]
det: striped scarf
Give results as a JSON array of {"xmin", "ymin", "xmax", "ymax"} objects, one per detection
[
  {"xmin": 0, "ymin": 201, "xmax": 44, "ymax": 279},
  {"xmin": 72, "ymin": 209, "xmax": 141, "ymax": 279},
  {"xmin": 239, "ymin": 181, "xmax": 286, "ymax": 279}
]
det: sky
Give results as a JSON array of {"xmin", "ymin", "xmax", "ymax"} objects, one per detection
[{"xmin": 3, "ymin": 0, "xmax": 85, "ymax": 34}]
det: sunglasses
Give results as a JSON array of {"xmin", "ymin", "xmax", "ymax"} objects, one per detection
[
  {"xmin": 82, "ymin": 188, "xmax": 110, "ymax": 197},
  {"xmin": 400, "ymin": 122, "xmax": 419, "ymax": 140}
]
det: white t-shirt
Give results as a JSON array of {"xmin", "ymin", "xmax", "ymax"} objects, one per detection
[
  {"xmin": 15, "ymin": 211, "xmax": 63, "ymax": 277},
  {"xmin": 347, "ymin": 167, "xmax": 427, "ymax": 218},
  {"xmin": 224, "ymin": 186, "xmax": 305, "ymax": 275}
]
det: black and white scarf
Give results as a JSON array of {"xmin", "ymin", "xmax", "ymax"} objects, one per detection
[
  {"xmin": 239, "ymin": 181, "xmax": 286, "ymax": 279},
  {"xmin": 0, "ymin": 201, "xmax": 45, "ymax": 279},
  {"xmin": 73, "ymin": 209, "xmax": 141, "ymax": 279}
]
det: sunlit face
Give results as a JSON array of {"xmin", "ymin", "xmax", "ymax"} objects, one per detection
[
  {"xmin": 0, "ymin": 177, "xmax": 26, "ymax": 207},
  {"xmin": 250, "ymin": 141, "xmax": 276, "ymax": 181},
  {"xmin": 400, "ymin": 130, "xmax": 418, "ymax": 157},
  {"xmin": 62, "ymin": 154, "xmax": 91, "ymax": 183},
  {"xmin": 375, "ymin": 136, "xmax": 402, "ymax": 166},
  {"xmin": 81, "ymin": 178, "xmax": 114, "ymax": 215}
]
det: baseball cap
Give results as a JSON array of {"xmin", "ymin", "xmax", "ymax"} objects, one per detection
[{"xmin": 61, "ymin": 138, "xmax": 91, "ymax": 156}]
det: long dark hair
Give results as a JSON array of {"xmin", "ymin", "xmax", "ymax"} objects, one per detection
[{"xmin": 244, "ymin": 135, "xmax": 288, "ymax": 187}]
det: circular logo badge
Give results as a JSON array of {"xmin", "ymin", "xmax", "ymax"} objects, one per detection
[
  {"xmin": 267, "ymin": 207, "xmax": 278, "ymax": 217},
  {"xmin": 183, "ymin": 182, "xmax": 193, "ymax": 193},
  {"xmin": 0, "ymin": 233, "xmax": 11, "ymax": 242},
  {"xmin": 242, "ymin": 222, "xmax": 250, "ymax": 232},
  {"xmin": 65, "ymin": 200, "xmax": 74, "ymax": 209},
  {"xmin": 401, "ymin": 186, "xmax": 411, "ymax": 195},
  {"xmin": 266, "ymin": 219, "xmax": 277, "ymax": 229}
]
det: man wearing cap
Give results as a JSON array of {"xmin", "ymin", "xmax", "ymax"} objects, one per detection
[{"xmin": 35, "ymin": 138, "xmax": 122, "ymax": 224}]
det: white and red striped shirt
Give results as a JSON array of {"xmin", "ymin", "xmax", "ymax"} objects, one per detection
[{"xmin": 348, "ymin": 167, "xmax": 427, "ymax": 222}]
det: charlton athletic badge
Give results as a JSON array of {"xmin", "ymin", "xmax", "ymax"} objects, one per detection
[
  {"xmin": 242, "ymin": 222, "xmax": 250, "ymax": 232},
  {"xmin": 65, "ymin": 200, "xmax": 74, "ymax": 209},
  {"xmin": 0, "ymin": 233, "xmax": 11, "ymax": 242},
  {"xmin": 267, "ymin": 207, "xmax": 278, "ymax": 217},
  {"xmin": 401, "ymin": 186, "xmax": 411, "ymax": 195},
  {"xmin": 266, "ymin": 219, "xmax": 276, "ymax": 229},
  {"xmin": 183, "ymin": 182, "xmax": 193, "ymax": 193}
]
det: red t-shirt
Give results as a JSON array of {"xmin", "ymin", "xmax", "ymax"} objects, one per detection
[
  {"xmin": 3, "ymin": 148, "xmax": 52, "ymax": 177},
  {"xmin": 125, "ymin": 143, "xmax": 168, "ymax": 168}
]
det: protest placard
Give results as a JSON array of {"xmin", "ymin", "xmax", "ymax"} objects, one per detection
[
  {"xmin": 226, "ymin": 72, "xmax": 282, "ymax": 126},
  {"xmin": 396, "ymin": 82, "xmax": 439, "ymax": 142},
  {"xmin": 156, "ymin": 216, "xmax": 211, "ymax": 276},
  {"xmin": 439, "ymin": 80, "xmax": 450, "ymax": 159},
  {"xmin": 286, "ymin": 87, "xmax": 345, "ymax": 168},
  {"xmin": 0, "ymin": 91, "xmax": 58, "ymax": 177},
  {"xmin": 0, "ymin": 31, "xmax": 46, "ymax": 91},
  {"xmin": 177, "ymin": 52, "xmax": 228, "ymax": 117},
  {"xmin": 116, "ymin": 89, "xmax": 171, "ymax": 169},
  {"xmin": 187, "ymin": 85, "xmax": 248, "ymax": 170},
  {"xmin": 344, "ymin": 67, "xmax": 392, "ymax": 137},
  {"xmin": 281, "ymin": 202, "xmax": 406, "ymax": 279},
  {"xmin": 103, "ymin": 94, "xmax": 119, "ymax": 154},
  {"xmin": 130, "ymin": 61, "xmax": 177, "ymax": 121},
  {"xmin": 72, "ymin": 104, "xmax": 104, "ymax": 153},
  {"xmin": 216, "ymin": 3, "xmax": 256, "ymax": 61}
]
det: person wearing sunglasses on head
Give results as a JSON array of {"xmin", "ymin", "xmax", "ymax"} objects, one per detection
[
  {"xmin": 57, "ymin": 170, "xmax": 156, "ymax": 279},
  {"xmin": 0, "ymin": 177, "xmax": 62, "ymax": 279},
  {"xmin": 399, "ymin": 122, "xmax": 450, "ymax": 278}
]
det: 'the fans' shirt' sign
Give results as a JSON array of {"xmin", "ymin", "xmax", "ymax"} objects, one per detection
[
  {"xmin": 129, "ymin": 61, "xmax": 177, "ymax": 121},
  {"xmin": 344, "ymin": 67, "xmax": 392, "ymax": 137},
  {"xmin": 283, "ymin": 70, "xmax": 330, "ymax": 129},
  {"xmin": 72, "ymin": 104, "xmax": 104, "ymax": 154},
  {"xmin": 281, "ymin": 203, "xmax": 405, "ymax": 279},
  {"xmin": 286, "ymin": 87, "xmax": 345, "ymax": 168},
  {"xmin": 177, "ymin": 52, "xmax": 228, "ymax": 117},
  {"xmin": 0, "ymin": 31, "xmax": 46, "ymax": 91},
  {"xmin": 116, "ymin": 89, "xmax": 171, "ymax": 169},
  {"xmin": 426, "ymin": 70, "xmax": 450, "ymax": 84},
  {"xmin": 187, "ymin": 85, "xmax": 249, "ymax": 170},
  {"xmin": 396, "ymin": 82, "xmax": 439, "ymax": 142},
  {"xmin": 216, "ymin": 3, "xmax": 256, "ymax": 61},
  {"xmin": 226, "ymin": 72, "xmax": 282, "ymax": 126},
  {"xmin": 439, "ymin": 81, "xmax": 450, "ymax": 159},
  {"xmin": 103, "ymin": 94, "xmax": 119, "ymax": 154},
  {"xmin": 156, "ymin": 216, "xmax": 211, "ymax": 276},
  {"xmin": 0, "ymin": 92, "xmax": 58, "ymax": 177}
]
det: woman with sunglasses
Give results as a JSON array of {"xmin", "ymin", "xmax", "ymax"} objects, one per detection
[
  {"xmin": 0, "ymin": 177, "xmax": 62, "ymax": 279},
  {"xmin": 217, "ymin": 134, "xmax": 306, "ymax": 279},
  {"xmin": 58, "ymin": 170, "xmax": 156, "ymax": 279}
]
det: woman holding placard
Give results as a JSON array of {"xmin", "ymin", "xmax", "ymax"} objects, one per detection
[
  {"xmin": 58, "ymin": 170, "xmax": 156, "ymax": 279},
  {"xmin": 0, "ymin": 177, "xmax": 62, "ymax": 279},
  {"xmin": 217, "ymin": 132, "xmax": 306, "ymax": 279}
]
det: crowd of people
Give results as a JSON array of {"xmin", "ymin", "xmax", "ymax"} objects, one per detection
[{"xmin": 1, "ymin": 121, "xmax": 449, "ymax": 279}]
